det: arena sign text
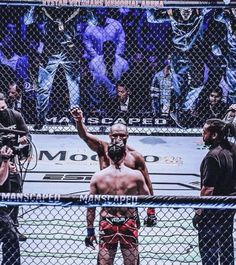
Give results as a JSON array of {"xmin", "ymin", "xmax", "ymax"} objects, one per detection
[
  {"xmin": 42, "ymin": 0, "xmax": 164, "ymax": 7},
  {"xmin": 46, "ymin": 116, "xmax": 168, "ymax": 126}
]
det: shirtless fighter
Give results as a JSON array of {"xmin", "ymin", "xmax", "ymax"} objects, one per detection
[{"xmin": 85, "ymin": 141, "xmax": 150, "ymax": 265}]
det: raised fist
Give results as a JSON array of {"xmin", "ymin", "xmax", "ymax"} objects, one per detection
[{"xmin": 70, "ymin": 105, "xmax": 83, "ymax": 122}]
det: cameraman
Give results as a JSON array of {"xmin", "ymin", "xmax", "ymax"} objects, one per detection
[
  {"xmin": 0, "ymin": 92, "xmax": 30, "ymax": 241},
  {"xmin": 0, "ymin": 92, "xmax": 30, "ymax": 144},
  {"xmin": 0, "ymin": 145, "xmax": 21, "ymax": 265}
]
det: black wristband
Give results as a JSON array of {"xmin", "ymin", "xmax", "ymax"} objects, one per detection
[{"xmin": 87, "ymin": 228, "xmax": 95, "ymax": 236}]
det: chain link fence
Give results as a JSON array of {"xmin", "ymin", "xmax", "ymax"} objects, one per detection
[
  {"xmin": 0, "ymin": 194, "xmax": 236, "ymax": 264},
  {"xmin": 0, "ymin": 3, "xmax": 235, "ymax": 134}
]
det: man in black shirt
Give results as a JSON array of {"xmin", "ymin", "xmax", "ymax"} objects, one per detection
[
  {"xmin": 0, "ymin": 92, "xmax": 30, "ymax": 142},
  {"xmin": 0, "ymin": 92, "xmax": 30, "ymax": 241},
  {"xmin": 0, "ymin": 145, "xmax": 21, "ymax": 265},
  {"xmin": 194, "ymin": 118, "xmax": 236, "ymax": 264}
]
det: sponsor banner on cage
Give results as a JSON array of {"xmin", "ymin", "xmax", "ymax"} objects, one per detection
[
  {"xmin": 1, "ymin": 193, "xmax": 236, "ymax": 208},
  {"xmin": 0, "ymin": 193, "xmax": 61, "ymax": 203},
  {"xmin": 44, "ymin": 116, "xmax": 169, "ymax": 126},
  {"xmin": 28, "ymin": 134, "xmax": 206, "ymax": 175}
]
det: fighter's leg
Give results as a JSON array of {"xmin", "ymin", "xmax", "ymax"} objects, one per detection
[
  {"xmin": 98, "ymin": 220, "xmax": 118, "ymax": 265},
  {"xmin": 121, "ymin": 245, "xmax": 139, "ymax": 265},
  {"xmin": 98, "ymin": 244, "xmax": 118, "ymax": 265},
  {"xmin": 120, "ymin": 219, "xmax": 139, "ymax": 265}
]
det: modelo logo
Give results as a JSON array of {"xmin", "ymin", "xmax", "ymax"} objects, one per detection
[{"xmin": 38, "ymin": 151, "xmax": 182, "ymax": 164}]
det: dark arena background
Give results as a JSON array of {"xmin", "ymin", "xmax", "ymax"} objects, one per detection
[
  {"xmin": 1, "ymin": 0, "xmax": 236, "ymax": 133},
  {"xmin": 1, "ymin": 0, "xmax": 236, "ymax": 264}
]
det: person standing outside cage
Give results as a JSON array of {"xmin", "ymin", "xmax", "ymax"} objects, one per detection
[
  {"xmin": 70, "ymin": 106, "xmax": 157, "ymax": 227},
  {"xmin": 193, "ymin": 118, "xmax": 236, "ymax": 264},
  {"xmin": 85, "ymin": 141, "xmax": 150, "ymax": 265},
  {"xmin": 0, "ymin": 145, "xmax": 21, "ymax": 265},
  {"xmin": 0, "ymin": 92, "xmax": 30, "ymax": 242}
]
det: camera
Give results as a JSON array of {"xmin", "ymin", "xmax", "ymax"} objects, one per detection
[
  {"xmin": 0, "ymin": 133, "xmax": 30, "ymax": 159},
  {"xmin": 0, "ymin": 134, "xmax": 17, "ymax": 148}
]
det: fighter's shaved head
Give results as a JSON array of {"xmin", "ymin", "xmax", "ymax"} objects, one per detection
[
  {"xmin": 109, "ymin": 123, "xmax": 129, "ymax": 145},
  {"xmin": 110, "ymin": 123, "xmax": 128, "ymax": 134}
]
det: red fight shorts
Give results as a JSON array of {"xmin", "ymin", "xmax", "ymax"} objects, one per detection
[{"xmin": 99, "ymin": 217, "xmax": 138, "ymax": 250}]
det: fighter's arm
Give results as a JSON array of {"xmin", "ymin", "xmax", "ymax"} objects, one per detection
[
  {"xmin": 87, "ymin": 175, "xmax": 98, "ymax": 228},
  {"xmin": 0, "ymin": 146, "xmax": 13, "ymax": 185},
  {"xmin": 85, "ymin": 174, "xmax": 98, "ymax": 249},
  {"xmin": 137, "ymin": 171, "xmax": 150, "ymax": 196},
  {"xmin": 134, "ymin": 152, "xmax": 154, "ymax": 195},
  {"xmin": 70, "ymin": 107, "xmax": 107, "ymax": 153},
  {"xmin": 133, "ymin": 151, "xmax": 158, "ymax": 226}
]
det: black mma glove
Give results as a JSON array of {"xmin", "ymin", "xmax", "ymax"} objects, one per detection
[
  {"xmin": 85, "ymin": 228, "xmax": 97, "ymax": 249},
  {"xmin": 192, "ymin": 213, "xmax": 201, "ymax": 230},
  {"xmin": 144, "ymin": 208, "xmax": 157, "ymax": 227}
]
